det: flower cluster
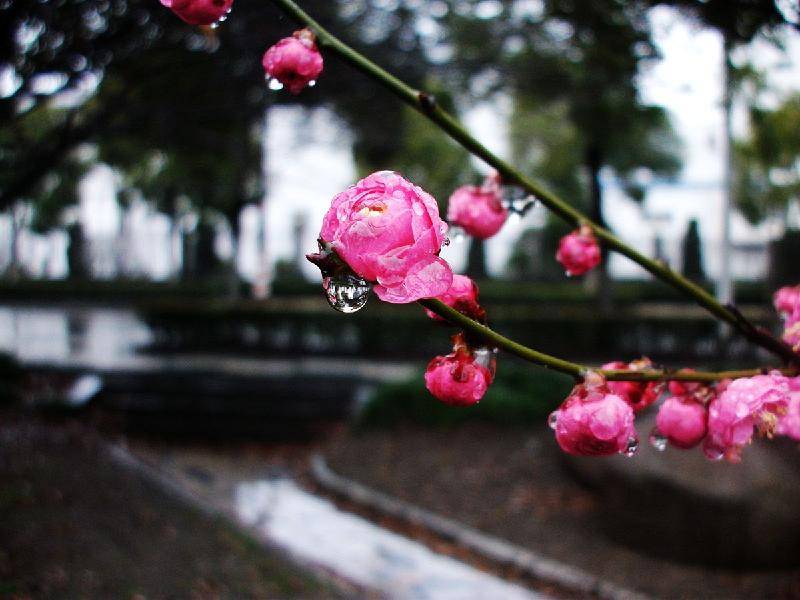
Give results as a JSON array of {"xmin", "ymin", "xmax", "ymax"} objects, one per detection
[{"xmin": 551, "ymin": 366, "xmax": 795, "ymax": 463}]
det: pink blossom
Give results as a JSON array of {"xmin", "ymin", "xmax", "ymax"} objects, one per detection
[
  {"xmin": 550, "ymin": 373, "xmax": 637, "ymax": 456},
  {"xmin": 446, "ymin": 173, "xmax": 508, "ymax": 239},
  {"xmin": 425, "ymin": 348, "xmax": 493, "ymax": 407},
  {"xmin": 317, "ymin": 171, "xmax": 452, "ymax": 303},
  {"xmin": 556, "ymin": 226, "xmax": 601, "ymax": 276},
  {"xmin": 703, "ymin": 372, "xmax": 790, "ymax": 463},
  {"xmin": 655, "ymin": 395, "xmax": 708, "ymax": 449},
  {"xmin": 160, "ymin": 0, "xmax": 232, "ymax": 26},
  {"xmin": 424, "ymin": 274, "xmax": 485, "ymax": 322},
  {"xmin": 602, "ymin": 358, "xmax": 663, "ymax": 412},
  {"xmin": 777, "ymin": 376, "xmax": 800, "ymax": 441},
  {"xmin": 783, "ymin": 309, "xmax": 800, "ymax": 351},
  {"xmin": 262, "ymin": 30, "xmax": 323, "ymax": 95},
  {"xmin": 773, "ymin": 285, "xmax": 800, "ymax": 316}
]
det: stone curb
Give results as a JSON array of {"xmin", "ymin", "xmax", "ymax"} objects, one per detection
[
  {"xmin": 311, "ymin": 454, "xmax": 650, "ymax": 600},
  {"xmin": 103, "ymin": 442, "xmax": 370, "ymax": 599}
]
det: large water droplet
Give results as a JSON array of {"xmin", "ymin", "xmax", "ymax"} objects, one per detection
[
  {"xmin": 547, "ymin": 411, "xmax": 558, "ymax": 430},
  {"xmin": 308, "ymin": 80, "xmax": 317, "ymax": 87},
  {"xmin": 322, "ymin": 274, "xmax": 372, "ymax": 314},
  {"xmin": 623, "ymin": 437, "xmax": 639, "ymax": 458},
  {"xmin": 267, "ymin": 78, "xmax": 284, "ymax": 91},
  {"xmin": 649, "ymin": 429, "xmax": 667, "ymax": 452},
  {"xmin": 448, "ymin": 225, "xmax": 466, "ymax": 243}
]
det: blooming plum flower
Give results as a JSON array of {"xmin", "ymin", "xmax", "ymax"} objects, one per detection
[
  {"xmin": 655, "ymin": 395, "xmax": 708, "ymax": 449},
  {"xmin": 556, "ymin": 225, "xmax": 601, "ymax": 276},
  {"xmin": 603, "ymin": 358, "xmax": 664, "ymax": 412},
  {"xmin": 703, "ymin": 372, "xmax": 790, "ymax": 463},
  {"xmin": 446, "ymin": 172, "xmax": 508, "ymax": 239},
  {"xmin": 549, "ymin": 372, "xmax": 637, "ymax": 456},
  {"xmin": 425, "ymin": 346, "xmax": 493, "ymax": 407},
  {"xmin": 262, "ymin": 29, "xmax": 323, "ymax": 95},
  {"xmin": 424, "ymin": 274, "xmax": 486, "ymax": 322},
  {"xmin": 314, "ymin": 170, "xmax": 452, "ymax": 303},
  {"xmin": 159, "ymin": 0, "xmax": 233, "ymax": 26}
]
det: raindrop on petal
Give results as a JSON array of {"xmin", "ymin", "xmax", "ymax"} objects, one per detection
[
  {"xmin": 648, "ymin": 429, "xmax": 667, "ymax": 452},
  {"xmin": 322, "ymin": 273, "xmax": 372, "ymax": 314},
  {"xmin": 308, "ymin": 80, "xmax": 317, "ymax": 87},
  {"xmin": 548, "ymin": 411, "xmax": 558, "ymax": 430},
  {"xmin": 623, "ymin": 436, "xmax": 639, "ymax": 457},
  {"xmin": 210, "ymin": 21, "xmax": 219, "ymax": 29},
  {"xmin": 268, "ymin": 78, "xmax": 284, "ymax": 91}
]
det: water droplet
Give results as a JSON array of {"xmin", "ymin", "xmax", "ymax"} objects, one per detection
[
  {"xmin": 547, "ymin": 412, "xmax": 558, "ymax": 430},
  {"xmin": 308, "ymin": 80, "xmax": 316, "ymax": 87},
  {"xmin": 268, "ymin": 78, "xmax": 284, "ymax": 91},
  {"xmin": 623, "ymin": 437, "xmax": 639, "ymax": 457},
  {"xmin": 210, "ymin": 21, "xmax": 219, "ymax": 29},
  {"xmin": 218, "ymin": 14, "xmax": 227, "ymax": 21},
  {"xmin": 649, "ymin": 429, "xmax": 667, "ymax": 452},
  {"xmin": 473, "ymin": 346, "xmax": 498, "ymax": 377},
  {"xmin": 703, "ymin": 444, "xmax": 724, "ymax": 461},
  {"xmin": 322, "ymin": 274, "xmax": 372, "ymax": 314},
  {"xmin": 448, "ymin": 225, "xmax": 466, "ymax": 243}
]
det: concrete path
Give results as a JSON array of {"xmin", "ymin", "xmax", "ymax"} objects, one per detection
[{"xmin": 235, "ymin": 477, "xmax": 546, "ymax": 600}]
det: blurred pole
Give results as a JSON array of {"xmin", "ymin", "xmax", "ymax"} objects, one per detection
[{"xmin": 717, "ymin": 35, "xmax": 734, "ymax": 336}]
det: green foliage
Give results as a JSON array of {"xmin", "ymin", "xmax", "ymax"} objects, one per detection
[
  {"xmin": 734, "ymin": 94, "xmax": 800, "ymax": 225},
  {"xmin": 356, "ymin": 362, "xmax": 573, "ymax": 430}
]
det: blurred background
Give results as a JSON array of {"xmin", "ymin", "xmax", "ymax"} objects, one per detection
[{"xmin": 2, "ymin": 0, "xmax": 800, "ymax": 598}]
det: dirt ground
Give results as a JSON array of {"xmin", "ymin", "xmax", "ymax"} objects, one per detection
[
  {"xmin": 0, "ymin": 411, "xmax": 342, "ymax": 599},
  {"xmin": 324, "ymin": 423, "xmax": 800, "ymax": 600}
]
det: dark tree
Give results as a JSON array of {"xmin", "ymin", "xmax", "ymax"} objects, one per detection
[{"xmin": 681, "ymin": 219, "xmax": 705, "ymax": 283}]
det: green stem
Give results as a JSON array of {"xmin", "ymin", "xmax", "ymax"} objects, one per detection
[
  {"xmin": 420, "ymin": 299, "xmax": 797, "ymax": 382},
  {"xmin": 268, "ymin": 0, "xmax": 800, "ymax": 367}
]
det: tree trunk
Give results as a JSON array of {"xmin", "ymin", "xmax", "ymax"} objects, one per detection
[{"xmin": 586, "ymin": 146, "xmax": 612, "ymax": 311}]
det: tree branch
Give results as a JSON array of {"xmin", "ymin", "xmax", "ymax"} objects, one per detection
[
  {"xmin": 267, "ymin": 0, "xmax": 800, "ymax": 367},
  {"xmin": 419, "ymin": 298, "xmax": 797, "ymax": 382}
]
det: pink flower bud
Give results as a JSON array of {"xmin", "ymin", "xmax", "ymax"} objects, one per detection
[
  {"xmin": 655, "ymin": 395, "xmax": 708, "ymax": 449},
  {"xmin": 424, "ymin": 346, "xmax": 493, "ymax": 407},
  {"xmin": 773, "ymin": 285, "xmax": 800, "ymax": 316},
  {"xmin": 262, "ymin": 30, "xmax": 324, "ymax": 95},
  {"xmin": 602, "ymin": 358, "xmax": 663, "ymax": 412},
  {"xmin": 556, "ymin": 226, "xmax": 601, "ymax": 276},
  {"xmin": 446, "ymin": 173, "xmax": 508, "ymax": 239},
  {"xmin": 160, "ymin": 0, "xmax": 232, "ymax": 26},
  {"xmin": 703, "ymin": 372, "xmax": 790, "ymax": 463},
  {"xmin": 316, "ymin": 171, "xmax": 452, "ymax": 304},
  {"xmin": 550, "ymin": 374, "xmax": 637, "ymax": 457},
  {"xmin": 424, "ymin": 274, "xmax": 486, "ymax": 322}
]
